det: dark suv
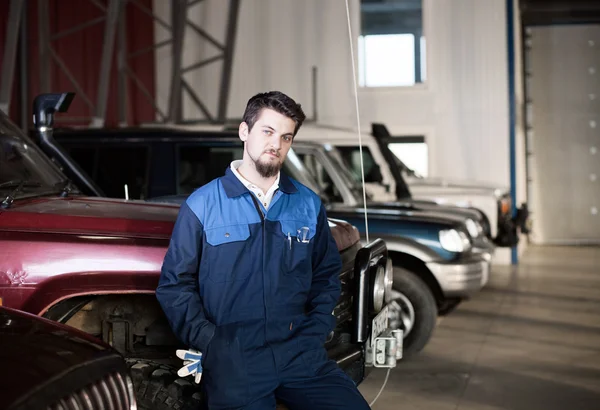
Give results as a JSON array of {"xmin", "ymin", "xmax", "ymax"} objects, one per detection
[{"xmin": 42, "ymin": 123, "xmax": 492, "ymax": 358}]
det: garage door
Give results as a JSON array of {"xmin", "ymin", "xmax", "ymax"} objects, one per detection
[{"xmin": 527, "ymin": 24, "xmax": 600, "ymax": 245}]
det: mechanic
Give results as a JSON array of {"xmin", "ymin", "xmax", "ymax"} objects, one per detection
[{"xmin": 156, "ymin": 91, "xmax": 372, "ymax": 410}]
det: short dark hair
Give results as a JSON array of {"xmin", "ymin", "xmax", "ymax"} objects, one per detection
[{"xmin": 242, "ymin": 91, "xmax": 306, "ymax": 136}]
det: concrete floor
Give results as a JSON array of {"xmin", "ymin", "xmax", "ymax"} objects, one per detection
[{"xmin": 358, "ymin": 245, "xmax": 600, "ymax": 410}]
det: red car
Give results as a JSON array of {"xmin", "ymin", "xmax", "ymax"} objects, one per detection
[{"xmin": 0, "ymin": 93, "xmax": 397, "ymax": 409}]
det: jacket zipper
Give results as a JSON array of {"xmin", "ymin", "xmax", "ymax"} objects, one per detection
[
  {"xmin": 249, "ymin": 194, "xmax": 275, "ymax": 366},
  {"xmin": 249, "ymin": 194, "xmax": 265, "ymax": 223}
]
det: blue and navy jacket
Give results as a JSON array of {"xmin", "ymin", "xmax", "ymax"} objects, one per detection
[{"xmin": 156, "ymin": 167, "xmax": 343, "ymax": 358}]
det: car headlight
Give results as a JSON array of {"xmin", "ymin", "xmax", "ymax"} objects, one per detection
[
  {"xmin": 371, "ymin": 265, "xmax": 386, "ymax": 312},
  {"xmin": 439, "ymin": 229, "xmax": 471, "ymax": 253},
  {"xmin": 384, "ymin": 257, "xmax": 393, "ymax": 302},
  {"xmin": 465, "ymin": 218, "xmax": 481, "ymax": 238}
]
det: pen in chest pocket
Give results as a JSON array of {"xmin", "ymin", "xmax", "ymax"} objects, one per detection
[
  {"xmin": 286, "ymin": 227, "xmax": 310, "ymax": 250},
  {"xmin": 297, "ymin": 226, "xmax": 310, "ymax": 243}
]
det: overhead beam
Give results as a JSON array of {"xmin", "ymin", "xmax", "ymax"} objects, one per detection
[
  {"xmin": 521, "ymin": 0, "xmax": 600, "ymax": 25},
  {"xmin": 217, "ymin": 0, "xmax": 240, "ymax": 122},
  {"xmin": 91, "ymin": 0, "xmax": 122, "ymax": 127},
  {"xmin": 0, "ymin": 0, "xmax": 25, "ymax": 114},
  {"xmin": 167, "ymin": 0, "xmax": 187, "ymax": 123},
  {"xmin": 19, "ymin": 0, "xmax": 29, "ymax": 130}
]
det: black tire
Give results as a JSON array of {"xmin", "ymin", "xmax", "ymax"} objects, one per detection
[
  {"xmin": 390, "ymin": 267, "xmax": 438, "ymax": 358},
  {"xmin": 126, "ymin": 358, "xmax": 203, "ymax": 410},
  {"xmin": 438, "ymin": 297, "xmax": 462, "ymax": 316}
]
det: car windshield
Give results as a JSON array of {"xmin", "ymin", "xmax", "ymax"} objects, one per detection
[
  {"xmin": 0, "ymin": 110, "xmax": 68, "ymax": 199},
  {"xmin": 323, "ymin": 146, "xmax": 372, "ymax": 203},
  {"xmin": 284, "ymin": 149, "xmax": 328, "ymax": 199}
]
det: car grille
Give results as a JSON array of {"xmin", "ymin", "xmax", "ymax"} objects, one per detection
[
  {"xmin": 332, "ymin": 242, "xmax": 361, "ymax": 327},
  {"xmin": 48, "ymin": 371, "xmax": 136, "ymax": 410}
]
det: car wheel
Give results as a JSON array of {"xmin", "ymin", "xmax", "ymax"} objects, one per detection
[
  {"xmin": 126, "ymin": 358, "xmax": 203, "ymax": 410},
  {"xmin": 387, "ymin": 267, "xmax": 437, "ymax": 358}
]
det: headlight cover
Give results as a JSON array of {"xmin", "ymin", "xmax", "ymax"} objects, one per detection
[
  {"xmin": 439, "ymin": 229, "xmax": 471, "ymax": 253},
  {"xmin": 384, "ymin": 257, "xmax": 393, "ymax": 302},
  {"xmin": 465, "ymin": 218, "xmax": 481, "ymax": 238}
]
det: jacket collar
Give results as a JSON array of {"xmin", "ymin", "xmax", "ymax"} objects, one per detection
[{"xmin": 220, "ymin": 167, "xmax": 298, "ymax": 198}]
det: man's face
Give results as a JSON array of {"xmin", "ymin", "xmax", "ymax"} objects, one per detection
[{"xmin": 239, "ymin": 108, "xmax": 295, "ymax": 178}]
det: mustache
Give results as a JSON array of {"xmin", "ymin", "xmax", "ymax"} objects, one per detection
[{"xmin": 264, "ymin": 149, "xmax": 280, "ymax": 157}]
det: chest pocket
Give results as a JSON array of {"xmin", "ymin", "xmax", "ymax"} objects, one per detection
[
  {"xmin": 204, "ymin": 224, "xmax": 251, "ymax": 283},
  {"xmin": 280, "ymin": 220, "xmax": 317, "ymax": 276}
]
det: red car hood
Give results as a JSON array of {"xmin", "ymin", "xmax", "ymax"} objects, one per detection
[
  {"xmin": 0, "ymin": 196, "xmax": 180, "ymax": 239},
  {"xmin": 0, "ymin": 195, "xmax": 361, "ymax": 251}
]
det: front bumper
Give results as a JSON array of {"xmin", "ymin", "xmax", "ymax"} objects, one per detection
[
  {"xmin": 427, "ymin": 256, "xmax": 490, "ymax": 298},
  {"xmin": 364, "ymin": 303, "xmax": 403, "ymax": 368},
  {"xmin": 330, "ymin": 344, "xmax": 367, "ymax": 386},
  {"xmin": 471, "ymin": 235, "xmax": 496, "ymax": 261},
  {"xmin": 351, "ymin": 239, "xmax": 401, "ymax": 370}
]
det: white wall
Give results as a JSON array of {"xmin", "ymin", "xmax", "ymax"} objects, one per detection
[
  {"xmin": 153, "ymin": 0, "xmax": 528, "ymax": 261},
  {"xmin": 153, "ymin": 0, "xmax": 321, "ymax": 122},
  {"xmin": 154, "ymin": 0, "xmax": 513, "ymax": 183}
]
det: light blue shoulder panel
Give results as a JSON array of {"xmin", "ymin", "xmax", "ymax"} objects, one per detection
[{"xmin": 185, "ymin": 179, "xmax": 262, "ymax": 230}]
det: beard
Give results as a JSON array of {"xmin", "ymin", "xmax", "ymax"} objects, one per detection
[
  {"xmin": 250, "ymin": 149, "xmax": 282, "ymax": 178},
  {"xmin": 255, "ymin": 157, "xmax": 281, "ymax": 178}
]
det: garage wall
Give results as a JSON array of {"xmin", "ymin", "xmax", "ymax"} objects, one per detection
[
  {"xmin": 154, "ymin": 0, "xmax": 515, "ymax": 187},
  {"xmin": 154, "ymin": 0, "xmax": 321, "ymax": 123},
  {"xmin": 526, "ymin": 24, "xmax": 600, "ymax": 245},
  {"xmin": 153, "ymin": 0, "xmax": 529, "ymax": 262},
  {"xmin": 0, "ymin": 0, "xmax": 157, "ymax": 128}
]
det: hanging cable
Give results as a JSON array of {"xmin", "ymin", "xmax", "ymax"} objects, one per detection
[
  {"xmin": 344, "ymin": 0, "xmax": 369, "ymax": 244},
  {"xmin": 344, "ymin": 1, "xmax": 390, "ymax": 406},
  {"xmin": 369, "ymin": 368, "xmax": 391, "ymax": 407}
]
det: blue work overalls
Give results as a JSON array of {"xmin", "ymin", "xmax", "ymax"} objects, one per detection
[{"xmin": 156, "ymin": 168, "xmax": 371, "ymax": 409}]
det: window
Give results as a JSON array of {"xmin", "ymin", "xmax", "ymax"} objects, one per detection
[
  {"xmin": 62, "ymin": 144, "xmax": 150, "ymax": 199},
  {"xmin": 387, "ymin": 136, "xmax": 428, "ymax": 177},
  {"xmin": 336, "ymin": 146, "xmax": 383, "ymax": 184},
  {"xmin": 337, "ymin": 137, "xmax": 428, "ymax": 180},
  {"xmin": 177, "ymin": 144, "xmax": 243, "ymax": 194},
  {"xmin": 295, "ymin": 152, "xmax": 344, "ymax": 203},
  {"xmin": 0, "ymin": 139, "xmax": 41, "ymax": 185},
  {"xmin": 359, "ymin": 0, "xmax": 425, "ymax": 87},
  {"xmin": 64, "ymin": 146, "xmax": 96, "ymax": 180}
]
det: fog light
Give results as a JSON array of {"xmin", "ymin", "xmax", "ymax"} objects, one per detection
[
  {"xmin": 384, "ymin": 257, "xmax": 393, "ymax": 302},
  {"xmin": 372, "ymin": 265, "xmax": 385, "ymax": 312}
]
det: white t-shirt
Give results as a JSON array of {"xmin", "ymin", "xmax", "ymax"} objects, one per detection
[{"xmin": 230, "ymin": 160, "xmax": 280, "ymax": 210}]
